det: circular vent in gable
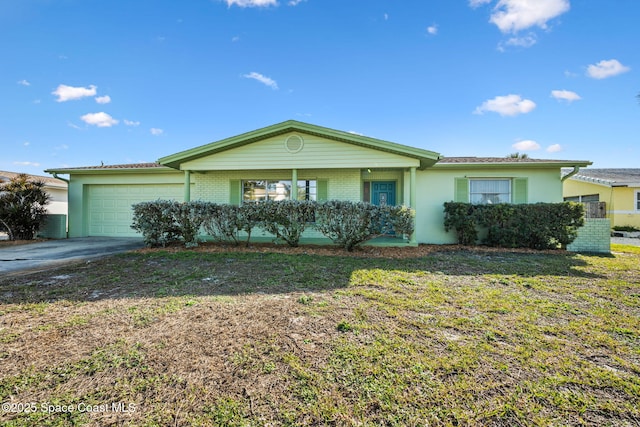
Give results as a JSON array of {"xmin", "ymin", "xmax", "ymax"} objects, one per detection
[{"xmin": 284, "ymin": 134, "xmax": 304, "ymax": 153}]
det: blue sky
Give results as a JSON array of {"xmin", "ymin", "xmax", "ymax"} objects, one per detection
[{"xmin": 2, "ymin": 0, "xmax": 638, "ymax": 175}]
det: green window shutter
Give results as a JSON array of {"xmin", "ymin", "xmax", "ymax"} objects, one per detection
[
  {"xmin": 513, "ymin": 178, "xmax": 528, "ymax": 204},
  {"xmin": 229, "ymin": 180, "xmax": 241, "ymax": 205},
  {"xmin": 454, "ymin": 178, "xmax": 469, "ymax": 202},
  {"xmin": 317, "ymin": 180, "xmax": 328, "ymax": 202}
]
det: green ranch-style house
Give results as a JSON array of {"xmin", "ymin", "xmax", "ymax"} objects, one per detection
[{"xmin": 45, "ymin": 120, "xmax": 592, "ymax": 245}]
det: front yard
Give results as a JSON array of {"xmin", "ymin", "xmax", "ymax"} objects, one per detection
[{"xmin": 1, "ymin": 244, "xmax": 639, "ymax": 426}]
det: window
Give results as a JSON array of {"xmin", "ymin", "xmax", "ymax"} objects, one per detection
[
  {"xmin": 636, "ymin": 190, "xmax": 640, "ymax": 211},
  {"xmin": 242, "ymin": 180, "xmax": 317, "ymax": 203},
  {"xmin": 564, "ymin": 194, "xmax": 600, "ymax": 203},
  {"xmin": 469, "ymin": 179, "xmax": 511, "ymax": 204}
]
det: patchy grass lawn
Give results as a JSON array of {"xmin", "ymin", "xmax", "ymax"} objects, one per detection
[{"xmin": 1, "ymin": 244, "xmax": 639, "ymax": 426}]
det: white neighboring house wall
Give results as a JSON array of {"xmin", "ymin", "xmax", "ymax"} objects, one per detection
[{"xmin": 0, "ymin": 171, "xmax": 68, "ymax": 215}]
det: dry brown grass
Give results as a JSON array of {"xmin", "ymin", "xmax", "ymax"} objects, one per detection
[{"xmin": 1, "ymin": 243, "xmax": 639, "ymax": 426}]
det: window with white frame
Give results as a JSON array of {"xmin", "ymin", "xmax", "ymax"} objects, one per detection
[
  {"xmin": 242, "ymin": 180, "xmax": 317, "ymax": 203},
  {"xmin": 636, "ymin": 190, "xmax": 640, "ymax": 211},
  {"xmin": 563, "ymin": 194, "xmax": 599, "ymax": 203},
  {"xmin": 469, "ymin": 179, "xmax": 511, "ymax": 204}
]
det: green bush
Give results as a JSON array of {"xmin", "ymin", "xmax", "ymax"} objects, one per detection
[
  {"xmin": 131, "ymin": 200, "xmax": 181, "ymax": 247},
  {"xmin": 314, "ymin": 201, "xmax": 380, "ymax": 251},
  {"xmin": 0, "ymin": 174, "xmax": 51, "ymax": 240},
  {"xmin": 443, "ymin": 202, "xmax": 478, "ymax": 245},
  {"xmin": 259, "ymin": 199, "xmax": 316, "ymax": 247},
  {"xmin": 132, "ymin": 199, "xmax": 415, "ymax": 250},
  {"xmin": 443, "ymin": 202, "xmax": 584, "ymax": 249},
  {"xmin": 612, "ymin": 225, "xmax": 640, "ymax": 232},
  {"xmin": 202, "ymin": 204, "xmax": 238, "ymax": 245},
  {"xmin": 171, "ymin": 201, "xmax": 209, "ymax": 248}
]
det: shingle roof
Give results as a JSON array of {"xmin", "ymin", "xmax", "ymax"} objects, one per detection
[
  {"xmin": 439, "ymin": 157, "xmax": 585, "ymax": 164},
  {"xmin": 566, "ymin": 168, "xmax": 640, "ymax": 186},
  {"xmin": 0, "ymin": 170, "xmax": 68, "ymax": 188},
  {"xmin": 44, "ymin": 163, "xmax": 170, "ymax": 174},
  {"xmin": 47, "ymin": 162, "xmax": 163, "ymax": 171}
]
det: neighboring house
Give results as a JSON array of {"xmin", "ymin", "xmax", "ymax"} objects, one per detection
[
  {"xmin": 44, "ymin": 121, "xmax": 591, "ymax": 244},
  {"xmin": 563, "ymin": 169, "xmax": 640, "ymax": 229},
  {"xmin": 0, "ymin": 171, "xmax": 68, "ymax": 215},
  {"xmin": 0, "ymin": 171, "xmax": 68, "ymax": 238}
]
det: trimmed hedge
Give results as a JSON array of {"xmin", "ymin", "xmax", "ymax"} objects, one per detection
[
  {"xmin": 444, "ymin": 202, "xmax": 585, "ymax": 249},
  {"xmin": 132, "ymin": 200, "xmax": 414, "ymax": 251}
]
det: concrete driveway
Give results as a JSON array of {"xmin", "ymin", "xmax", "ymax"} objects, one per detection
[{"xmin": 0, "ymin": 237, "xmax": 145, "ymax": 275}]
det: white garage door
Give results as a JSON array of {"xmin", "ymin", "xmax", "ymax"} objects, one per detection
[{"xmin": 87, "ymin": 184, "xmax": 184, "ymax": 236}]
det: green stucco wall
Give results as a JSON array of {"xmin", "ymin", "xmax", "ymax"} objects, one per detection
[{"xmin": 414, "ymin": 167, "xmax": 564, "ymax": 244}]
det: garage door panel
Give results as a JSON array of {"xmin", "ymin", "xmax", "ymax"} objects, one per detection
[{"xmin": 87, "ymin": 184, "xmax": 183, "ymax": 237}]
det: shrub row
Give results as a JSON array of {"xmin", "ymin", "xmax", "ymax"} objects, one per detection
[
  {"xmin": 131, "ymin": 199, "xmax": 414, "ymax": 251},
  {"xmin": 443, "ymin": 202, "xmax": 585, "ymax": 249}
]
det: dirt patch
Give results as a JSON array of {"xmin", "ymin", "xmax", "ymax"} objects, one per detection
[{"xmin": 136, "ymin": 241, "xmax": 564, "ymax": 259}]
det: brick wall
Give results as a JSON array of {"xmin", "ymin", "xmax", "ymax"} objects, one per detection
[{"xmin": 567, "ymin": 218, "xmax": 611, "ymax": 253}]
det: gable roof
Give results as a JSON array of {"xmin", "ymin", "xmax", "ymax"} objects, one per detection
[
  {"xmin": 566, "ymin": 168, "xmax": 640, "ymax": 187},
  {"xmin": 158, "ymin": 120, "xmax": 442, "ymax": 170},
  {"xmin": 0, "ymin": 170, "xmax": 68, "ymax": 189}
]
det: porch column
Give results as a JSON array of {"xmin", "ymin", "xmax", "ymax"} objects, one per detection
[
  {"xmin": 291, "ymin": 168, "xmax": 298, "ymax": 200},
  {"xmin": 409, "ymin": 167, "xmax": 417, "ymax": 244},
  {"xmin": 184, "ymin": 170, "xmax": 191, "ymax": 202}
]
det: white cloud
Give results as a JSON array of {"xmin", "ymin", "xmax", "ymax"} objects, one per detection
[
  {"xmin": 474, "ymin": 94, "xmax": 536, "ymax": 116},
  {"xmin": 18, "ymin": 79, "xmax": 31, "ymax": 86},
  {"xmin": 95, "ymin": 95, "xmax": 111, "ymax": 104},
  {"xmin": 427, "ymin": 25, "xmax": 438, "ymax": 35},
  {"xmin": 499, "ymin": 34, "xmax": 537, "ymax": 50},
  {"xmin": 150, "ymin": 128, "xmax": 164, "ymax": 136},
  {"xmin": 52, "ymin": 84, "xmax": 97, "ymax": 102},
  {"xmin": 224, "ymin": 0, "xmax": 277, "ymax": 7},
  {"xmin": 546, "ymin": 144, "xmax": 562, "ymax": 153},
  {"xmin": 243, "ymin": 71, "xmax": 278, "ymax": 90},
  {"xmin": 288, "ymin": 0, "xmax": 305, "ymax": 5},
  {"xmin": 469, "ymin": 0, "xmax": 491, "ymax": 7},
  {"xmin": 586, "ymin": 59, "xmax": 630, "ymax": 79},
  {"xmin": 488, "ymin": 0, "xmax": 570, "ymax": 33},
  {"xmin": 23, "ymin": 141, "xmax": 30, "ymax": 146},
  {"xmin": 512, "ymin": 139, "xmax": 540, "ymax": 151},
  {"xmin": 80, "ymin": 112, "xmax": 118, "ymax": 127},
  {"xmin": 551, "ymin": 89, "xmax": 581, "ymax": 102},
  {"xmin": 124, "ymin": 119, "xmax": 140, "ymax": 126},
  {"xmin": 13, "ymin": 161, "xmax": 40, "ymax": 167}
]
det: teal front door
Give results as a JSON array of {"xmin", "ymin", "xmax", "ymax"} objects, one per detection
[{"xmin": 372, "ymin": 181, "xmax": 396, "ymax": 206}]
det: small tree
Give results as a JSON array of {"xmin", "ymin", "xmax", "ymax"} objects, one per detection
[
  {"xmin": 507, "ymin": 152, "xmax": 529, "ymax": 159},
  {"xmin": 0, "ymin": 174, "xmax": 51, "ymax": 240}
]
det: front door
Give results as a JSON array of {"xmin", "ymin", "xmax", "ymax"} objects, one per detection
[{"xmin": 371, "ymin": 181, "xmax": 396, "ymax": 206}]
